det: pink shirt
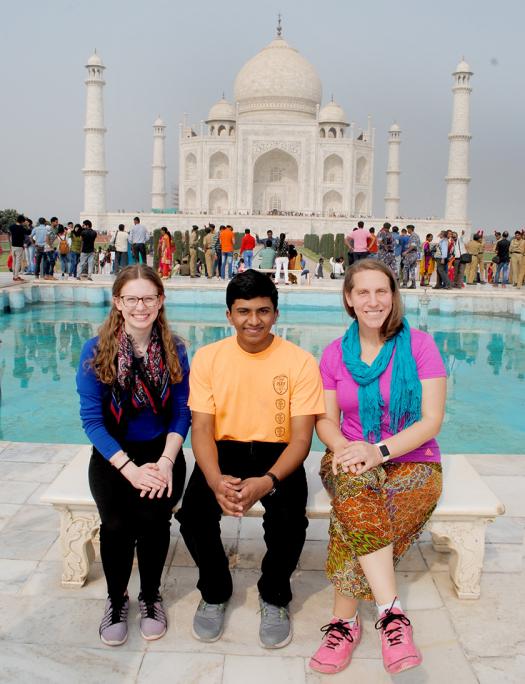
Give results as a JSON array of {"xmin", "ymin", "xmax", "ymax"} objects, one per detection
[
  {"xmin": 348, "ymin": 228, "xmax": 370, "ymax": 253},
  {"xmin": 319, "ymin": 328, "xmax": 446, "ymax": 463}
]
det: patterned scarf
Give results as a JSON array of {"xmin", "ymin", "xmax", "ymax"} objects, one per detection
[
  {"xmin": 341, "ymin": 317, "xmax": 422, "ymax": 443},
  {"xmin": 110, "ymin": 324, "xmax": 171, "ymax": 423}
]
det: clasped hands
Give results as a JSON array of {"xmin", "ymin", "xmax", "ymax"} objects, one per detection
[
  {"xmin": 331, "ymin": 440, "xmax": 383, "ymax": 476},
  {"xmin": 211, "ymin": 474, "xmax": 273, "ymax": 517},
  {"xmin": 125, "ymin": 459, "xmax": 173, "ymax": 499}
]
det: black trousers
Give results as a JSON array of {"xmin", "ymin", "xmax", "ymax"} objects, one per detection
[
  {"xmin": 132, "ymin": 243, "xmax": 147, "ymax": 264},
  {"xmin": 89, "ymin": 435, "xmax": 185, "ymax": 601},
  {"xmin": 175, "ymin": 441, "xmax": 308, "ymax": 607}
]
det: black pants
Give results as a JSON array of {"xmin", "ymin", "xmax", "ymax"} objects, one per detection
[
  {"xmin": 436, "ymin": 259, "xmax": 450, "ymax": 288},
  {"xmin": 115, "ymin": 251, "xmax": 128, "ymax": 272},
  {"xmin": 175, "ymin": 441, "xmax": 308, "ymax": 607},
  {"xmin": 89, "ymin": 435, "xmax": 185, "ymax": 602},
  {"xmin": 132, "ymin": 243, "xmax": 147, "ymax": 264},
  {"xmin": 353, "ymin": 252, "xmax": 368, "ymax": 261}
]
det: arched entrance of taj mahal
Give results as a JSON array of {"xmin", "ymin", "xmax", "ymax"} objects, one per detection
[{"xmin": 252, "ymin": 149, "xmax": 298, "ymax": 214}]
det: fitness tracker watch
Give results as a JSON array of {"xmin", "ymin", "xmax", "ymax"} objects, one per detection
[
  {"xmin": 375, "ymin": 442, "xmax": 391, "ymax": 463},
  {"xmin": 264, "ymin": 471, "xmax": 280, "ymax": 496}
]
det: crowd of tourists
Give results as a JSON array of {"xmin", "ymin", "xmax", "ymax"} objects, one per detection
[
  {"xmin": 341, "ymin": 222, "xmax": 525, "ymax": 290},
  {"xmin": 8, "ymin": 214, "xmax": 525, "ymax": 290},
  {"xmin": 76, "ymin": 261, "xmax": 447, "ymax": 675},
  {"xmin": 6, "ymin": 215, "xmax": 151, "ymax": 282}
]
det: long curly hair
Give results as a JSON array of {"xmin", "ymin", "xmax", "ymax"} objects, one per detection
[{"xmin": 91, "ymin": 264, "xmax": 183, "ymax": 385}]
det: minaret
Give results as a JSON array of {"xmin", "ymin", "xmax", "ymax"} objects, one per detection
[
  {"xmin": 83, "ymin": 51, "xmax": 107, "ymax": 216},
  {"xmin": 151, "ymin": 117, "xmax": 167, "ymax": 210},
  {"xmin": 384, "ymin": 123, "xmax": 401, "ymax": 219},
  {"xmin": 445, "ymin": 59, "xmax": 473, "ymax": 222}
]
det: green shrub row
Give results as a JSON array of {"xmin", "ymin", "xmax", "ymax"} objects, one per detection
[{"xmin": 303, "ymin": 233, "xmax": 346, "ymax": 259}]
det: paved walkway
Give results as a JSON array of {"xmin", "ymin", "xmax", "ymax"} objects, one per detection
[{"xmin": 0, "ymin": 442, "xmax": 522, "ymax": 683}]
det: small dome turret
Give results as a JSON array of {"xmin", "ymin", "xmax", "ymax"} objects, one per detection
[
  {"xmin": 319, "ymin": 100, "xmax": 348, "ymax": 125},
  {"xmin": 206, "ymin": 98, "xmax": 236, "ymax": 123}
]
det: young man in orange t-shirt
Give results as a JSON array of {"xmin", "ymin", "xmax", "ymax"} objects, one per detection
[
  {"xmin": 176, "ymin": 270, "xmax": 324, "ymax": 649},
  {"xmin": 219, "ymin": 224, "xmax": 235, "ymax": 279}
]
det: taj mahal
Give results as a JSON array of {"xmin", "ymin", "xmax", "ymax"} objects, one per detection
[{"xmin": 81, "ymin": 21, "xmax": 473, "ymax": 238}]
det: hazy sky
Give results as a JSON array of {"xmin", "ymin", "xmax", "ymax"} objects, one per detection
[{"xmin": 1, "ymin": 0, "xmax": 524, "ymax": 229}]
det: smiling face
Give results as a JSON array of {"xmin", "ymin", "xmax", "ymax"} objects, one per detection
[
  {"xmin": 344, "ymin": 269, "xmax": 394, "ymax": 334},
  {"xmin": 113, "ymin": 277, "xmax": 164, "ymax": 337},
  {"xmin": 226, "ymin": 296, "xmax": 278, "ymax": 353}
]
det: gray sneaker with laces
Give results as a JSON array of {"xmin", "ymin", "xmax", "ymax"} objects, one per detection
[
  {"xmin": 138, "ymin": 593, "xmax": 167, "ymax": 641},
  {"xmin": 99, "ymin": 595, "xmax": 129, "ymax": 646},
  {"xmin": 259, "ymin": 597, "xmax": 292, "ymax": 648},
  {"xmin": 192, "ymin": 599, "xmax": 227, "ymax": 642}
]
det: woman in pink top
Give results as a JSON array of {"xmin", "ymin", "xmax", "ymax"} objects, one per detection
[{"xmin": 309, "ymin": 259, "xmax": 446, "ymax": 676}]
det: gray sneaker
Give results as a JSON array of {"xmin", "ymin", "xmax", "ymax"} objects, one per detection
[
  {"xmin": 99, "ymin": 596, "xmax": 129, "ymax": 646},
  {"xmin": 192, "ymin": 599, "xmax": 227, "ymax": 642},
  {"xmin": 259, "ymin": 597, "xmax": 292, "ymax": 648}
]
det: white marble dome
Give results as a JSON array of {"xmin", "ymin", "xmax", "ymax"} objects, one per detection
[
  {"xmin": 153, "ymin": 116, "xmax": 165, "ymax": 127},
  {"xmin": 87, "ymin": 52, "xmax": 102, "ymax": 66},
  {"xmin": 206, "ymin": 98, "xmax": 236, "ymax": 122},
  {"xmin": 319, "ymin": 100, "xmax": 347, "ymax": 124},
  {"xmin": 233, "ymin": 36, "xmax": 322, "ymax": 120},
  {"xmin": 389, "ymin": 122, "xmax": 400, "ymax": 132},
  {"xmin": 455, "ymin": 59, "xmax": 471, "ymax": 73}
]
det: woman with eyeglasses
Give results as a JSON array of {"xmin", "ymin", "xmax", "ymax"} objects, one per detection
[{"xmin": 76, "ymin": 264, "xmax": 190, "ymax": 646}]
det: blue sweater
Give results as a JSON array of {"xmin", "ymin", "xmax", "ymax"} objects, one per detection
[{"xmin": 77, "ymin": 337, "xmax": 191, "ymax": 459}]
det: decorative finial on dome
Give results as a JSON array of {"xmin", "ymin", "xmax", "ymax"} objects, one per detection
[
  {"xmin": 331, "ymin": 93, "xmax": 334, "ymax": 103},
  {"xmin": 222, "ymin": 91, "xmax": 225, "ymax": 99},
  {"xmin": 277, "ymin": 13, "xmax": 282, "ymax": 37}
]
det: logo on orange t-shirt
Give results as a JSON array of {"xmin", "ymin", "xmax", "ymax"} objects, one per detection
[{"xmin": 273, "ymin": 375, "xmax": 289, "ymax": 395}]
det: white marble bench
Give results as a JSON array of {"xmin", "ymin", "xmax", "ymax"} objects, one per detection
[{"xmin": 41, "ymin": 450, "xmax": 504, "ymax": 599}]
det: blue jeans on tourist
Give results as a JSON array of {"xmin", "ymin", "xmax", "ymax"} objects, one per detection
[
  {"xmin": 59, "ymin": 253, "xmax": 69, "ymax": 276},
  {"xmin": 243, "ymin": 250, "xmax": 253, "ymax": 269},
  {"xmin": 221, "ymin": 252, "xmax": 233, "ymax": 279},
  {"xmin": 69, "ymin": 252, "xmax": 80, "ymax": 277},
  {"xmin": 494, "ymin": 261, "xmax": 509, "ymax": 285}
]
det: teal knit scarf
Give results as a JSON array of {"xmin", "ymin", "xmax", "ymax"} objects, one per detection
[{"xmin": 341, "ymin": 317, "xmax": 422, "ymax": 443}]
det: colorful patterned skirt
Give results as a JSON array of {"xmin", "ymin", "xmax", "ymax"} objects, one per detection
[{"xmin": 320, "ymin": 451, "xmax": 442, "ymax": 600}]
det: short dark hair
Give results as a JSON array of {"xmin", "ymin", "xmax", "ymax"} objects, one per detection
[
  {"xmin": 50, "ymin": 216, "xmax": 58, "ymax": 223},
  {"xmin": 369, "ymin": 227, "xmax": 375, "ymax": 234},
  {"xmin": 226, "ymin": 269, "xmax": 278, "ymax": 311},
  {"xmin": 16, "ymin": 214, "xmax": 25, "ymax": 223},
  {"xmin": 502, "ymin": 231, "xmax": 509, "ymax": 238},
  {"xmin": 265, "ymin": 239, "xmax": 273, "ymax": 247},
  {"xmin": 118, "ymin": 224, "xmax": 125, "ymax": 230},
  {"xmin": 407, "ymin": 224, "xmax": 415, "ymax": 232},
  {"xmin": 82, "ymin": 219, "xmax": 92, "ymax": 229},
  {"xmin": 357, "ymin": 221, "xmax": 364, "ymax": 228},
  {"xmin": 244, "ymin": 228, "xmax": 251, "ymax": 234},
  {"xmin": 209, "ymin": 223, "xmax": 215, "ymax": 229},
  {"xmin": 134, "ymin": 216, "xmax": 140, "ymax": 222},
  {"xmin": 392, "ymin": 225, "xmax": 399, "ymax": 233},
  {"xmin": 383, "ymin": 222, "xmax": 391, "ymax": 230}
]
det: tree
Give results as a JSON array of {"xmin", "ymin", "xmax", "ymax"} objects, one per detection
[{"xmin": 0, "ymin": 209, "xmax": 18, "ymax": 234}]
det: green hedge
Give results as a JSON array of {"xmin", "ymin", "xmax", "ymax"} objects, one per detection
[
  {"xmin": 334, "ymin": 233, "xmax": 346, "ymax": 259},
  {"xmin": 319, "ymin": 233, "xmax": 335, "ymax": 259}
]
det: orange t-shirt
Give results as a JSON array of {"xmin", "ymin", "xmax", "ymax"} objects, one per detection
[
  {"xmin": 189, "ymin": 335, "xmax": 325, "ymax": 443},
  {"xmin": 220, "ymin": 229, "xmax": 234, "ymax": 253}
]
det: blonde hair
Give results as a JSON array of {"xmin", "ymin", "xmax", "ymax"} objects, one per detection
[
  {"xmin": 342, "ymin": 259, "xmax": 403, "ymax": 340},
  {"xmin": 91, "ymin": 264, "xmax": 183, "ymax": 385}
]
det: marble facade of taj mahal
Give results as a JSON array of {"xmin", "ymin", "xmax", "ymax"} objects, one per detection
[{"xmin": 81, "ymin": 24, "xmax": 473, "ymax": 238}]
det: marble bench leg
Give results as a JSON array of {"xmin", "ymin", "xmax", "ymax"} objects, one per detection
[
  {"xmin": 428, "ymin": 519, "xmax": 490, "ymax": 600},
  {"xmin": 58, "ymin": 506, "xmax": 100, "ymax": 587}
]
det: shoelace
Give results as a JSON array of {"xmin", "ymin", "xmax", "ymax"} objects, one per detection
[
  {"xmin": 100, "ymin": 597, "xmax": 129, "ymax": 631},
  {"xmin": 374, "ymin": 609, "xmax": 411, "ymax": 646},
  {"xmin": 319, "ymin": 621, "xmax": 355, "ymax": 650},
  {"xmin": 260, "ymin": 603, "xmax": 288, "ymax": 624},
  {"xmin": 139, "ymin": 595, "xmax": 166, "ymax": 624}
]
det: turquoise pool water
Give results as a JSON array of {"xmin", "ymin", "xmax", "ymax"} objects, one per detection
[{"xmin": 1, "ymin": 302, "xmax": 524, "ymax": 453}]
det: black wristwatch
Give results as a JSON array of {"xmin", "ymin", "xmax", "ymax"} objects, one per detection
[
  {"xmin": 375, "ymin": 442, "xmax": 391, "ymax": 463},
  {"xmin": 264, "ymin": 471, "xmax": 280, "ymax": 496}
]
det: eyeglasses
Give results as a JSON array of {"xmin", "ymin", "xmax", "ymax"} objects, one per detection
[{"xmin": 119, "ymin": 295, "xmax": 160, "ymax": 309}]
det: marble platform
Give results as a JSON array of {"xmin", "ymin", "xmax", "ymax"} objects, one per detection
[{"xmin": 0, "ymin": 441, "xmax": 523, "ymax": 683}]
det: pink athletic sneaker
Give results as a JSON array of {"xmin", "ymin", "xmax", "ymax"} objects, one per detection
[
  {"xmin": 309, "ymin": 616, "xmax": 361, "ymax": 674},
  {"xmin": 375, "ymin": 605, "xmax": 422, "ymax": 674}
]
